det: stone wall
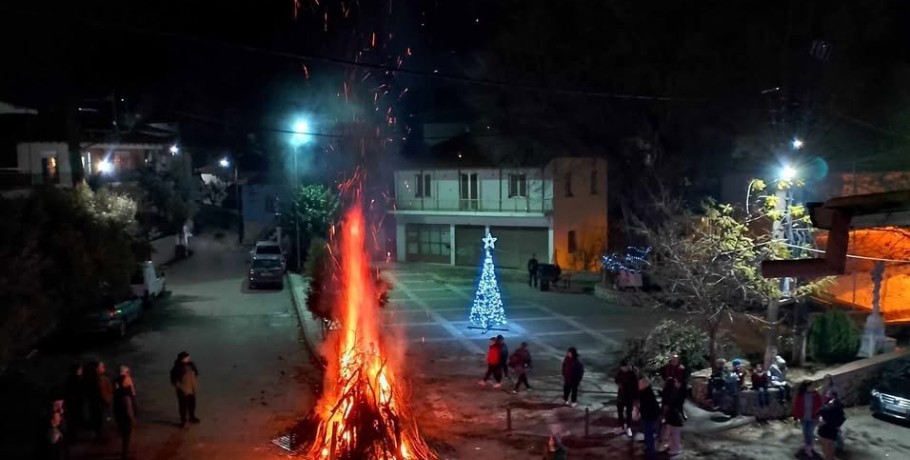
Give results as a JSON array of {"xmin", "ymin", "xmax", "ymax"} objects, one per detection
[{"xmin": 690, "ymin": 349, "xmax": 908, "ymax": 416}]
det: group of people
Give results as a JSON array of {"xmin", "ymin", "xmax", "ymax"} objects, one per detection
[
  {"xmin": 479, "ymin": 337, "xmax": 586, "ymax": 407},
  {"xmin": 793, "ymin": 377, "xmax": 847, "ymax": 459},
  {"xmin": 38, "ymin": 351, "xmax": 201, "ymax": 460},
  {"xmin": 708, "ymin": 355, "xmax": 793, "ymax": 417}
]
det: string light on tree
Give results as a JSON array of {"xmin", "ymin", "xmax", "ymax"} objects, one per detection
[
  {"xmin": 601, "ymin": 246, "xmax": 652, "ymax": 273},
  {"xmin": 468, "ymin": 233, "xmax": 508, "ymax": 333}
]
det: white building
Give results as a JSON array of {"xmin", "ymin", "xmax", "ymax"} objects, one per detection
[
  {"xmin": 390, "ymin": 157, "xmax": 608, "ymax": 270},
  {"xmin": 16, "ymin": 141, "xmax": 173, "ymax": 186}
]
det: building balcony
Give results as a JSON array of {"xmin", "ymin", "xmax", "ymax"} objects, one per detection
[{"xmin": 390, "ymin": 197, "xmax": 554, "ymax": 214}]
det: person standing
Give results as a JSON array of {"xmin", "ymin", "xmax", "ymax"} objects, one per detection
[
  {"xmin": 751, "ymin": 363, "xmax": 771, "ymax": 413},
  {"xmin": 661, "ymin": 355, "xmax": 687, "ymax": 418},
  {"xmin": 663, "ymin": 379, "xmax": 685, "ymax": 457},
  {"xmin": 86, "ymin": 361, "xmax": 113, "ymax": 441},
  {"xmin": 170, "ymin": 351, "xmax": 200, "ymax": 427},
  {"xmin": 561, "ymin": 347, "xmax": 584, "ymax": 406},
  {"xmin": 528, "ymin": 254, "xmax": 539, "ymax": 288},
  {"xmin": 509, "ymin": 342, "xmax": 532, "ymax": 393},
  {"xmin": 793, "ymin": 380, "xmax": 822, "ymax": 458},
  {"xmin": 723, "ymin": 363, "xmax": 741, "ymax": 416},
  {"xmin": 497, "ymin": 335, "xmax": 511, "ymax": 380},
  {"xmin": 613, "ymin": 359, "xmax": 638, "ymax": 437},
  {"xmin": 63, "ymin": 363, "xmax": 85, "ymax": 435},
  {"xmin": 112, "ymin": 375, "xmax": 136, "ymax": 460},
  {"xmin": 817, "ymin": 390, "xmax": 846, "ymax": 460},
  {"xmin": 708, "ymin": 359, "xmax": 727, "ymax": 411},
  {"xmin": 638, "ymin": 378, "xmax": 661, "ymax": 460},
  {"xmin": 479, "ymin": 338, "xmax": 503, "ymax": 388},
  {"xmin": 39, "ymin": 411, "xmax": 67, "ymax": 460}
]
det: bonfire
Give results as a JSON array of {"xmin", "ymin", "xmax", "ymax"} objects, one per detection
[{"xmin": 292, "ymin": 199, "xmax": 435, "ymax": 460}]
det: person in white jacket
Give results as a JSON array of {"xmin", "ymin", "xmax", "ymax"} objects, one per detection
[{"xmin": 769, "ymin": 355, "xmax": 792, "ymax": 404}]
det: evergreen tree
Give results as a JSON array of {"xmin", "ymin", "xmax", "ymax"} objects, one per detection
[{"xmin": 468, "ymin": 233, "xmax": 507, "ymax": 332}]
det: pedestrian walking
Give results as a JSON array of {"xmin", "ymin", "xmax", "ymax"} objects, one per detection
[
  {"xmin": 663, "ymin": 380, "xmax": 685, "ymax": 457},
  {"xmin": 751, "ymin": 363, "xmax": 771, "ymax": 414},
  {"xmin": 497, "ymin": 335, "xmax": 511, "ymax": 380},
  {"xmin": 170, "ymin": 351, "xmax": 200, "ymax": 427},
  {"xmin": 613, "ymin": 359, "xmax": 638, "ymax": 437},
  {"xmin": 112, "ymin": 375, "xmax": 136, "ymax": 460},
  {"xmin": 86, "ymin": 361, "xmax": 113, "ymax": 441},
  {"xmin": 819, "ymin": 389, "xmax": 846, "ymax": 457},
  {"xmin": 661, "ymin": 355, "xmax": 687, "ymax": 420},
  {"xmin": 509, "ymin": 342, "xmax": 532, "ymax": 393},
  {"xmin": 479, "ymin": 338, "xmax": 503, "ymax": 388},
  {"xmin": 63, "ymin": 363, "xmax": 85, "ymax": 434},
  {"xmin": 528, "ymin": 254, "xmax": 539, "ymax": 288},
  {"xmin": 561, "ymin": 347, "xmax": 584, "ymax": 406},
  {"xmin": 793, "ymin": 380, "xmax": 822, "ymax": 458},
  {"xmin": 637, "ymin": 378, "xmax": 661, "ymax": 460},
  {"xmin": 770, "ymin": 355, "xmax": 792, "ymax": 404}
]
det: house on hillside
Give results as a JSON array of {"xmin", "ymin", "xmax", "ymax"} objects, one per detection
[{"xmin": 389, "ymin": 155, "xmax": 608, "ymax": 270}]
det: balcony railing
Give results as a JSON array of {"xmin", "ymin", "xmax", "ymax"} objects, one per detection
[{"xmin": 392, "ymin": 198, "xmax": 553, "ymax": 213}]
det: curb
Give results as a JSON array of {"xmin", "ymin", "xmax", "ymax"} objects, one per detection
[{"xmin": 287, "ymin": 273, "xmax": 327, "ymax": 369}]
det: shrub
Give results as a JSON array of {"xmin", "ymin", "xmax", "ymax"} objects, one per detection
[
  {"xmin": 809, "ymin": 310, "xmax": 860, "ymax": 364},
  {"xmin": 621, "ymin": 319, "xmax": 709, "ymax": 376},
  {"xmin": 305, "ymin": 238, "xmax": 333, "ymax": 321}
]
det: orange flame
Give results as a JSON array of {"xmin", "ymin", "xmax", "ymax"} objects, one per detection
[{"xmin": 308, "ymin": 197, "xmax": 434, "ymax": 459}]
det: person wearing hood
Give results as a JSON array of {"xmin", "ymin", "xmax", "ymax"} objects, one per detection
[
  {"xmin": 169, "ymin": 351, "xmax": 200, "ymax": 427},
  {"xmin": 637, "ymin": 378, "xmax": 661, "ymax": 460},
  {"xmin": 561, "ymin": 347, "xmax": 584, "ymax": 407},
  {"xmin": 769, "ymin": 355, "xmax": 792, "ymax": 404},
  {"xmin": 818, "ymin": 390, "xmax": 846, "ymax": 460}
]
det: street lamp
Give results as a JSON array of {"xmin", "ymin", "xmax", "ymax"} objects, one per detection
[
  {"xmin": 98, "ymin": 160, "xmax": 113, "ymax": 174},
  {"xmin": 170, "ymin": 145, "xmax": 180, "ymax": 155},
  {"xmin": 289, "ymin": 117, "xmax": 313, "ymax": 272},
  {"xmin": 220, "ymin": 157, "xmax": 242, "ymax": 244},
  {"xmin": 780, "ymin": 165, "xmax": 798, "ymax": 182},
  {"xmin": 791, "ymin": 138, "xmax": 804, "ymax": 150}
]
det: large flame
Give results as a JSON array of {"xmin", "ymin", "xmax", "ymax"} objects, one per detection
[{"xmin": 308, "ymin": 199, "xmax": 434, "ymax": 459}]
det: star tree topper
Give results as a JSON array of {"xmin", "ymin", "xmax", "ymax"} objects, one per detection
[{"xmin": 482, "ymin": 233, "xmax": 497, "ymax": 250}]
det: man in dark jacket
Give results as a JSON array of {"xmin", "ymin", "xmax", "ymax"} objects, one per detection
[
  {"xmin": 497, "ymin": 335, "xmax": 510, "ymax": 380},
  {"xmin": 638, "ymin": 378, "xmax": 661, "ymax": 460},
  {"xmin": 614, "ymin": 359, "xmax": 639, "ymax": 437},
  {"xmin": 561, "ymin": 347, "xmax": 584, "ymax": 406},
  {"xmin": 528, "ymin": 254, "xmax": 539, "ymax": 287},
  {"xmin": 170, "ymin": 351, "xmax": 200, "ymax": 427},
  {"xmin": 661, "ymin": 355, "xmax": 687, "ymax": 419},
  {"xmin": 113, "ymin": 375, "xmax": 136, "ymax": 460},
  {"xmin": 509, "ymin": 342, "xmax": 532, "ymax": 393}
]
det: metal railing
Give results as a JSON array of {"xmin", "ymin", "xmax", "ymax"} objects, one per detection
[{"xmin": 391, "ymin": 197, "xmax": 553, "ymax": 213}]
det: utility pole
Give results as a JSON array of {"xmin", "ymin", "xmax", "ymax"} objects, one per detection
[{"xmin": 295, "ymin": 149, "xmax": 301, "ymax": 272}]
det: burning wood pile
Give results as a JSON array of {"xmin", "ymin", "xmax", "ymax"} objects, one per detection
[{"xmin": 276, "ymin": 200, "xmax": 434, "ymax": 459}]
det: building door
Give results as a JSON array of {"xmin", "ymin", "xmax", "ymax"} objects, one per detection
[
  {"xmin": 459, "ymin": 173, "xmax": 478, "ymax": 210},
  {"xmin": 405, "ymin": 224, "xmax": 450, "ymax": 263},
  {"xmin": 454, "ymin": 225, "xmax": 486, "ymax": 266}
]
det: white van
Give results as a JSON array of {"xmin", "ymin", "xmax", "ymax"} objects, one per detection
[{"xmin": 131, "ymin": 261, "xmax": 166, "ymax": 300}]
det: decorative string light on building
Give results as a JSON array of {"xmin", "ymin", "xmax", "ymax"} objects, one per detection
[
  {"xmin": 468, "ymin": 233, "xmax": 508, "ymax": 333},
  {"xmin": 601, "ymin": 246, "xmax": 652, "ymax": 273}
]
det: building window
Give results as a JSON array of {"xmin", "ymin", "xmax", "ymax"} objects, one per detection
[
  {"xmin": 406, "ymin": 224, "xmax": 449, "ymax": 259},
  {"xmin": 590, "ymin": 170, "xmax": 598, "ymax": 195},
  {"xmin": 565, "ymin": 172, "xmax": 573, "ymax": 197},
  {"xmin": 508, "ymin": 173, "xmax": 527, "ymax": 197},
  {"xmin": 567, "ymin": 230, "xmax": 577, "ymax": 253},
  {"xmin": 415, "ymin": 174, "xmax": 431, "ymax": 197}
]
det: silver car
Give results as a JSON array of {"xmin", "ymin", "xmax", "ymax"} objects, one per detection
[
  {"xmin": 249, "ymin": 256, "xmax": 284, "ymax": 289},
  {"xmin": 250, "ymin": 240, "xmax": 286, "ymax": 272}
]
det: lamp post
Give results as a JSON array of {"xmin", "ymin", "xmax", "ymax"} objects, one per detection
[
  {"xmin": 290, "ymin": 118, "xmax": 312, "ymax": 272},
  {"xmin": 220, "ymin": 157, "xmax": 242, "ymax": 244}
]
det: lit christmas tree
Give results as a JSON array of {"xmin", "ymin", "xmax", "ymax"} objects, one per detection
[{"xmin": 468, "ymin": 233, "xmax": 507, "ymax": 332}]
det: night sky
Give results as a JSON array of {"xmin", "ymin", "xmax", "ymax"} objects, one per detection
[{"xmin": 2, "ymin": 1, "xmax": 909, "ymax": 188}]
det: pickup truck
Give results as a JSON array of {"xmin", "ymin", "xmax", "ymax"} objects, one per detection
[
  {"xmin": 131, "ymin": 261, "xmax": 166, "ymax": 301},
  {"xmin": 77, "ymin": 296, "xmax": 144, "ymax": 337}
]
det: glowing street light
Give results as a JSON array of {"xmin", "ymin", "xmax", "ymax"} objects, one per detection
[
  {"xmin": 290, "ymin": 119, "xmax": 312, "ymax": 146},
  {"xmin": 219, "ymin": 157, "xmax": 230, "ymax": 168},
  {"xmin": 170, "ymin": 145, "xmax": 180, "ymax": 155},
  {"xmin": 781, "ymin": 165, "xmax": 798, "ymax": 182},
  {"xmin": 791, "ymin": 138, "xmax": 804, "ymax": 150},
  {"xmin": 98, "ymin": 160, "xmax": 113, "ymax": 174}
]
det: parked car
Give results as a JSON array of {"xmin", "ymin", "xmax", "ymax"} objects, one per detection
[
  {"xmin": 250, "ymin": 240, "xmax": 286, "ymax": 272},
  {"xmin": 77, "ymin": 295, "xmax": 143, "ymax": 337},
  {"xmin": 249, "ymin": 256, "xmax": 285, "ymax": 289},
  {"xmin": 131, "ymin": 261, "xmax": 166, "ymax": 301},
  {"xmin": 871, "ymin": 371, "xmax": 910, "ymax": 420}
]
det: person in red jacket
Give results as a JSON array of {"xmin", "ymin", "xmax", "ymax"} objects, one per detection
[
  {"xmin": 561, "ymin": 347, "xmax": 584, "ymax": 406},
  {"xmin": 479, "ymin": 337, "xmax": 503, "ymax": 388},
  {"xmin": 792, "ymin": 380, "xmax": 823, "ymax": 458}
]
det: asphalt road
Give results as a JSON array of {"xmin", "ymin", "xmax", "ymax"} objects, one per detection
[{"xmin": 0, "ymin": 234, "xmax": 313, "ymax": 460}]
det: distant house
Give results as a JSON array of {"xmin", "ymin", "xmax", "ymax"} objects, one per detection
[
  {"xmin": 16, "ymin": 140, "xmax": 174, "ymax": 186},
  {"xmin": 389, "ymin": 156, "xmax": 608, "ymax": 270}
]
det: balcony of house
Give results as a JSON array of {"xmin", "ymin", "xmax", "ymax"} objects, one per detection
[{"xmin": 391, "ymin": 197, "xmax": 554, "ymax": 215}]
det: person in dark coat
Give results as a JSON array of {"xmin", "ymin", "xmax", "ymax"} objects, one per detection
[
  {"xmin": 528, "ymin": 254, "xmax": 539, "ymax": 288},
  {"xmin": 663, "ymin": 380, "xmax": 686, "ymax": 456},
  {"xmin": 112, "ymin": 375, "xmax": 136, "ymax": 460},
  {"xmin": 38, "ymin": 411, "xmax": 67, "ymax": 460},
  {"xmin": 561, "ymin": 347, "xmax": 584, "ymax": 406},
  {"xmin": 85, "ymin": 361, "xmax": 113, "ymax": 441},
  {"xmin": 497, "ymin": 335, "xmax": 510, "ymax": 380},
  {"xmin": 479, "ymin": 338, "xmax": 503, "ymax": 388},
  {"xmin": 63, "ymin": 363, "xmax": 85, "ymax": 434},
  {"xmin": 613, "ymin": 359, "xmax": 639, "ymax": 437},
  {"xmin": 170, "ymin": 351, "xmax": 200, "ymax": 427},
  {"xmin": 751, "ymin": 363, "xmax": 770, "ymax": 410},
  {"xmin": 638, "ymin": 378, "xmax": 661, "ymax": 460},
  {"xmin": 818, "ymin": 390, "xmax": 846, "ymax": 460},
  {"xmin": 509, "ymin": 342, "xmax": 533, "ymax": 393},
  {"xmin": 661, "ymin": 354, "xmax": 687, "ymax": 419}
]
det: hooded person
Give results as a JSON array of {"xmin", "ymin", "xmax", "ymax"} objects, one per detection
[
  {"xmin": 509, "ymin": 342, "xmax": 532, "ymax": 393},
  {"xmin": 769, "ymin": 355, "xmax": 792, "ymax": 403},
  {"xmin": 497, "ymin": 335, "xmax": 510, "ymax": 380},
  {"xmin": 561, "ymin": 347, "xmax": 584, "ymax": 406},
  {"xmin": 169, "ymin": 351, "xmax": 200, "ymax": 427}
]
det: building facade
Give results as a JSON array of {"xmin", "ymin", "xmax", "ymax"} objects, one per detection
[
  {"xmin": 390, "ymin": 157, "xmax": 608, "ymax": 270},
  {"xmin": 16, "ymin": 141, "xmax": 173, "ymax": 186}
]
